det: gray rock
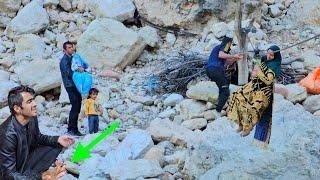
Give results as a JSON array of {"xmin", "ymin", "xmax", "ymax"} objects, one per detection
[
  {"xmin": 164, "ymin": 93, "xmax": 184, "ymax": 107},
  {"xmin": 303, "ymin": 95, "xmax": 320, "ymax": 113},
  {"xmin": 59, "ymin": 0, "xmax": 72, "ymax": 11},
  {"xmin": 104, "ymin": 129, "xmax": 154, "ymax": 165},
  {"xmin": 130, "ymin": 95, "xmax": 153, "ymax": 106},
  {"xmin": 15, "ymin": 34, "xmax": 46, "ymax": 59},
  {"xmin": 77, "ymin": 18, "xmax": 146, "ymax": 70},
  {"xmin": 285, "ymin": 83, "xmax": 307, "ymax": 103},
  {"xmin": 302, "ymin": 50, "xmax": 320, "ymax": 71},
  {"xmin": 0, "ymin": 81, "xmax": 19, "ymax": 108},
  {"xmin": 211, "ymin": 22, "xmax": 229, "ymax": 38},
  {"xmin": 186, "ymin": 81, "xmax": 219, "ymax": 103},
  {"xmin": 14, "ymin": 59, "xmax": 61, "ymax": 93},
  {"xmin": 44, "ymin": 0, "xmax": 59, "ymax": 7},
  {"xmin": 144, "ymin": 147, "xmax": 165, "ymax": 167},
  {"xmin": 166, "ymin": 33, "xmax": 176, "ymax": 46},
  {"xmin": 159, "ymin": 109, "xmax": 176, "ymax": 119},
  {"xmin": 0, "ymin": 70, "xmax": 10, "ymax": 81},
  {"xmin": 128, "ymin": 103, "xmax": 143, "ymax": 114},
  {"xmin": 0, "ymin": 0, "xmax": 21, "ymax": 14},
  {"xmin": 269, "ymin": 4, "xmax": 282, "ymax": 18},
  {"xmin": 88, "ymin": 0, "xmax": 135, "ymax": 22},
  {"xmin": 181, "ymin": 118, "xmax": 207, "ymax": 130},
  {"xmin": 147, "ymin": 118, "xmax": 195, "ymax": 147},
  {"xmin": 138, "ymin": 26, "xmax": 160, "ymax": 47},
  {"xmin": 108, "ymin": 159, "xmax": 164, "ymax": 179},
  {"xmin": 179, "ymin": 99, "xmax": 206, "ymax": 120},
  {"xmin": 5, "ymin": 0, "xmax": 49, "ymax": 38}
]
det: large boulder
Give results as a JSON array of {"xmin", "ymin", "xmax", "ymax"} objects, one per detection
[
  {"xmin": 0, "ymin": 0, "xmax": 21, "ymax": 14},
  {"xmin": 181, "ymin": 118, "xmax": 207, "ymax": 130},
  {"xmin": 186, "ymin": 81, "xmax": 219, "ymax": 103},
  {"xmin": 108, "ymin": 159, "xmax": 164, "ymax": 179},
  {"xmin": 179, "ymin": 99, "xmax": 206, "ymax": 119},
  {"xmin": 302, "ymin": 50, "xmax": 320, "ymax": 71},
  {"xmin": 13, "ymin": 59, "xmax": 61, "ymax": 93},
  {"xmin": 103, "ymin": 129, "xmax": 154, "ymax": 165},
  {"xmin": 5, "ymin": 0, "xmax": 49, "ymax": 38},
  {"xmin": 147, "ymin": 118, "xmax": 196, "ymax": 147},
  {"xmin": 163, "ymin": 93, "xmax": 184, "ymax": 107},
  {"xmin": 77, "ymin": 18, "xmax": 146, "ymax": 69},
  {"xmin": 134, "ymin": 0, "xmax": 237, "ymax": 28},
  {"xmin": 0, "ymin": 81, "xmax": 19, "ymax": 108},
  {"xmin": 88, "ymin": 0, "xmax": 135, "ymax": 22},
  {"xmin": 303, "ymin": 95, "xmax": 320, "ymax": 113},
  {"xmin": 15, "ymin": 34, "xmax": 46, "ymax": 59},
  {"xmin": 284, "ymin": 0, "xmax": 320, "ymax": 27},
  {"xmin": 285, "ymin": 83, "xmax": 307, "ymax": 103},
  {"xmin": 0, "ymin": 70, "xmax": 10, "ymax": 81},
  {"xmin": 138, "ymin": 26, "xmax": 160, "ymax": 47}
]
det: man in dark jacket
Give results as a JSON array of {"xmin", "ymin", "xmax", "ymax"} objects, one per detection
[
  {"xmin": 206, "ymin": 37, "xmax": 242, "ymax": 118},
  {"xmin": 60, "ymin": 41, "xmax": 83, "ymax": 136},
  {"xmin": 0, "ymin": 85, "xmax": 74, "ymax": 179}
]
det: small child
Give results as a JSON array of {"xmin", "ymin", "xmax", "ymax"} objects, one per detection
[
  {"xmin": 84, "ymin": 88, "xmax": 103, "ymax": 134},
  {"xmin": 71, "ymin": 54, "xmax": 93, "ymax": 98}
]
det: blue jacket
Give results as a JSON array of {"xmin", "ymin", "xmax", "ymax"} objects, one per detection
[
  {"xmin": 207, "ymin": 39, "xmax": 231, "ymax": 68},
  {"xmin": 60, "ymin": 54, "xmax": 75, "ymax": 88}
]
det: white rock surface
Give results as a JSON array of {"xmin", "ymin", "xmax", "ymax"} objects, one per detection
[
  {"xmin": 14, "ymin": 59, "xmax": 61, "ymax": 93},
  {"xmin": 285, "ymin": 83, "xmax": 307, "ymax": 103},
  {"xmin": 147, "ymin": 118, "xmax": 195, "ymax": 147},
  {"xmin": 0, "ymin": 70, "xmax": 10, "ymax": 81},
  {"xmin": 0, "ymin": 81, "xmax": 19, "ymax": 108},
  {"xmin": 179, "ymin": 99, "xmax": 206, "ymax": 120},
  {"xmin": 77, "ymin": 18, "xmax": 146, "ymax": 69},
  {"xmin": 15, "ymin": 34, "xmax": 46, "ymax": 59},
  {"xmin": 302, "ymin": 95, "xmax": 320, "ymax": 113},
  {"xmin": 211, "ymin": 22, "xmax": 229, "ymax": 38},
  {"xmin": 164, "ymin": 93, "xmax": 184, "ymax": 107},
  {"xmin": 158, "ymin": 109, "xmax": 176, "ymax": 119},
  {"xmin": 5, "ymin": 0, "xmax": 49, "ymax": 38},
  {"xmin": 88, "ymin": 0, "xmax": 136, "ymax": 22},
  {"xmin": 108, "ymin": 159, "xmax": 164, "ymax": 179},
  {"xmin": 186, "ymin": 81, "xmax": 219, "ymax": 103},
  {"xmin": 181, "ymin": 118, "xmax": 207, "ymax": 130},
  {"xmin": 302, "ymin": 50, "xmax": 320, "ymax": 70},
  {"xmin": 138, "ymin": 26, "xmax": 160, "ymax": 47},
  {"xmin": 0, "ymin": 0, "xmax": 21, "ymax": 14},
  {"xmin": 130, "ymin": 95, "xmax": 153, "ymax": 106}
]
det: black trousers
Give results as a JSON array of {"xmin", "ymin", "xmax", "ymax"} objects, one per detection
[
  {"xmin": 206, "ymin": 66, "xmax": 230, "ymax": 112},
  {"xmin": 66, "ymin": 86, "xmax": 82, "ymax": 132},
  {"xmin": 24, "ymin": 146, "xmax": 62, "ymax": 175}
]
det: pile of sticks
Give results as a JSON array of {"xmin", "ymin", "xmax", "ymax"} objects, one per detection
[{"xmin": 154, "ymin": 51, "xmax": 307, "ymax": 93}]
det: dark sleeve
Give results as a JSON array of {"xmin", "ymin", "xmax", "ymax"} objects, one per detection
[
  {"xmin": 60, "ymin": 57, "xmax": 72, "ymax": 79},
  {"xmin": 0, "ymin": 133, "xmax": 42, "ymax": 180},
  {"xmin": 34, "ymin": 118, "xmax": 61, "ymax": 148}
]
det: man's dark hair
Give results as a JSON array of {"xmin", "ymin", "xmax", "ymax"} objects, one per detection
[
  {"xmin": 63, "ymin": 41, "xmax": 73, "ymax": 50},
  {"xmin": 8, "ymin": 85, "xmax": 35, "ymax": 114},
  {"xmin": 88, "ymin": 88, "xmax": 99, "ymax": 99},
  {"xmin": 222, "ymin": 36, "xmax": 233, "ymax": 44}
]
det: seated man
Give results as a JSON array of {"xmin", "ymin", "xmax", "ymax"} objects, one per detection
[{"xmin": 0, "ymin": 85, "xmax": 74, "ymax": 180}]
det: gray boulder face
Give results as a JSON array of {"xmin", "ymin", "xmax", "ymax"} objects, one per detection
[
  {"xmin": 0, "ymin": 81, "xmax": 19, "ymax": 108},
  {"xmin": 284, "ymin": 0, "xmax": 320, "ymax": 27},
  {"xmin": 15, "ymin": 34, "xmax": 46, "ymax": 59},
  {"xmin": 303, "ymin": 95, "xmax": 320, "ymax": 114},
  {"xmin": 183, "ymin": 94, "xmax": 320, "ymax": 179},
  {"xmin": 77, "ymin": 18, "xmax": 146, "ymax": 70},
  {"xmin": 5, "ymin": 0, "xmax": 49, "ymax": 38},
  {"xmin": 88, "ymin": 0, "xmax": 136, "ymax": 22},
  {"xmin": 147, "ymin": 118, "xmax": 195, "ymax": 147},
  {"xmin": 13, "ymin": 59, "xmax": 61, "ymax": 93},
  {"xmin": 179, "ymin": 99, "xmax": 206, "ymax": 120},
  {"xmin": 186, "ymin": 81, "xmax": 219, "ymax": 103},
  {"xmin": 163, "ymin": 93, "xmax": 184, "ymax": 107},
  {"xmin": 0, "ymin": 0, "xmax": 21, "ymax": 14},
  {"xmin": 285, "ymin": 83, "xmax": 307, "ymax": 104},
  {"xmin": 108, "ymin": 159, "xmax": 164, "ymax": 179},
  {"xmin": 135, "ymin": 0, "xmax": 238, "ymax": 28}
]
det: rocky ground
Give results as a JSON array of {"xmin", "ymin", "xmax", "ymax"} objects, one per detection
[{"xmin": 0, "ymin": 0, "xmax": 320, "ymax": 179}]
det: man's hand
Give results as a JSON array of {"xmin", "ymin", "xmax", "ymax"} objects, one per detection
[
  {"xmin": 233, "ymin": 53, "xmax": 243, "ymax": 60},
  {"xmin": 42, "ymin": 160, "xmax": 66, "ymax": 180},
  {"xmin": 78, "ymin": 66, "xmax": 85, "ymax": 72},
  {"xmin": 58, "ymin": 136, "xmax": 74, "ymax": 148}
]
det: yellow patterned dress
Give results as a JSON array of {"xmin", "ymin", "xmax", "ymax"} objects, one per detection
[{"xmin": 227, "ymin": 62, "xmax": 275, "ymax": 133}]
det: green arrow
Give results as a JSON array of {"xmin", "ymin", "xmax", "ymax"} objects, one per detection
[{"xmin": 71, "ymin": 121, "xmax": 120, "ymax": 162}]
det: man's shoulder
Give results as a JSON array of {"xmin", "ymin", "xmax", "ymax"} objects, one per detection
[{"xmin": 0, "ymin": 116, "xmax": 16, "ymax": 138}]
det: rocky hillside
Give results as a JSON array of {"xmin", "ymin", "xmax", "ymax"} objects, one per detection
[{"xmin": 0, "ymin": 0, "xmax": 320, "ymax": 179}]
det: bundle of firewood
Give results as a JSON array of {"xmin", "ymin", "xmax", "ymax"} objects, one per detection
[{"xmin": 153, "ymin": 51, "xmax": 306, "ymax": 93}]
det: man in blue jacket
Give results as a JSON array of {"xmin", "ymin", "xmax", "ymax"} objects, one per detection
[
  {"xmin": 206, "ymin": 37, "xmax": 242, "ymax": 118},
  {"xmin": 59, "ymin": 41, "xmax": 84, "ymax": 136}
]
